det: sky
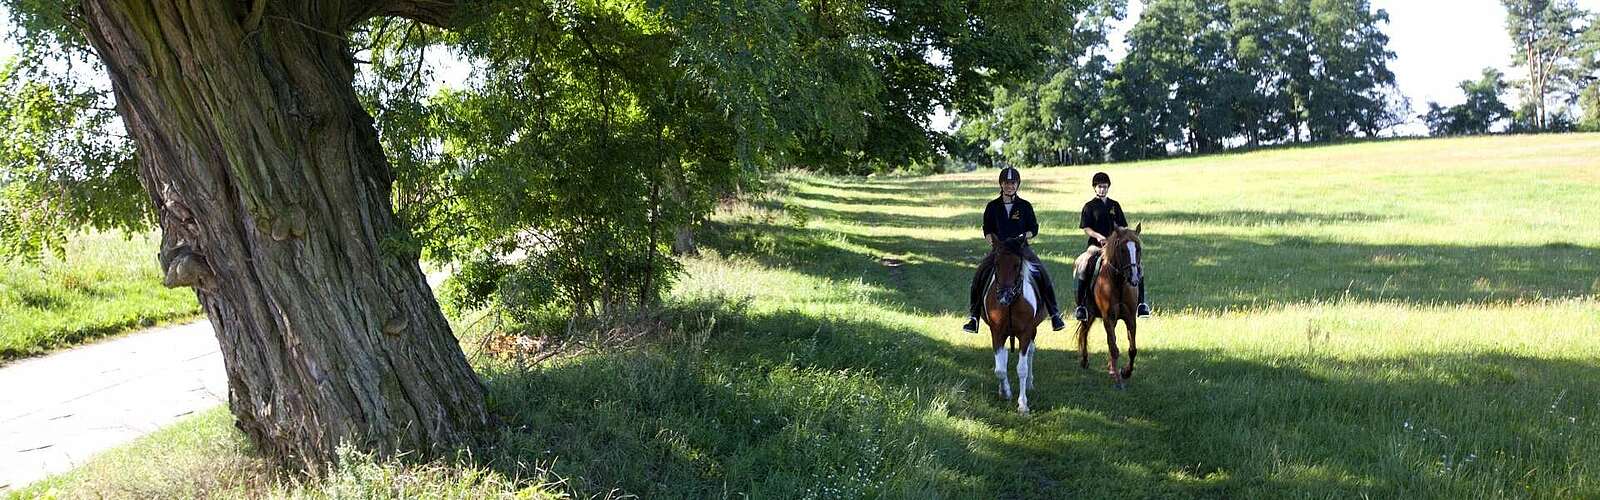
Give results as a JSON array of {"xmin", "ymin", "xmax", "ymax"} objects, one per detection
[{"xmin": 5, "ymin": 1, "xmax": 1597, "ymax": 136}]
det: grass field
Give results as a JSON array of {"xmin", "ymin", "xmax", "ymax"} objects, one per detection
[
  {"xmin": 13, "ymin": 134, "xmax": 1600, "ymax": 498},
  {"xmin": 0, "ymin": 231, "xmax": 201, "ymax": 364}
]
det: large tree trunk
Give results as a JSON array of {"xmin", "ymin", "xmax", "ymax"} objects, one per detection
[{"xmin": 79, "ymin": 0, "xmax": 488, "ymax": 471}]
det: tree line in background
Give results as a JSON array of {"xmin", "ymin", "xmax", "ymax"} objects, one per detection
[
  {"xmin": 1427, "ymin": 0, "xmax": 1600, "ymax": 135},
  {"xmin": 959, "ymin": 0, "xmax": 1407, "ymax": 167},
  {"xmin": 961, "ymin": 0, "xmax": 1600, "ymax": 168}
]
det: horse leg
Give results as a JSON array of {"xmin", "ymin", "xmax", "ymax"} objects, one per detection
[
  {"xmin": 1103, "ymin": 317, "xmax": 1124, "ymax": 389},
  {"xmin": 1016, "ymin": 337, "xmax": 1032, "ymax": 414},
  {"xmin": 1026, "ymin": 342, "xmax": 1037, "ymax": 391},
  {"xmin": 1122, "ymin": 316, "xmax": 1137, "ymax": 381},
  {"xmin": 993, "ymin": 337, "xmax": 1012, "ymax": 400}
]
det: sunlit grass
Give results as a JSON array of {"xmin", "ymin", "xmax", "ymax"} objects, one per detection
[
  {"xmin": 0, "ymin": 231, "xmax": 201, "ymax": 364},
  {"xmin": 14, "ymin": 134, "xmax": 1600, "ymax": 498}
]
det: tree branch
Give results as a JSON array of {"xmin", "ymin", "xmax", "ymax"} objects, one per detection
[{"xmin": 373, "ymin": 0, "xmax": 460, "ymax": 28}]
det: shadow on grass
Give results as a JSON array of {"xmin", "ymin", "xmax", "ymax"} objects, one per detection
[
  {"xmin": 701, "ymin": 216, "xmax": 1598, "ymax": 317},
  {"xmin": 476, "ymin": 302, "xmax": 1600, "ymax": 498}
]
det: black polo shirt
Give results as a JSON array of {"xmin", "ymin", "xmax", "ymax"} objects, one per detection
[
  {"xmin": 1079, "ymin": 197, "xmax": 1127, "ymax": 247},
  {"xmin": 983, "ymin": 196, "xmax": 1039, "ymax": 240}
]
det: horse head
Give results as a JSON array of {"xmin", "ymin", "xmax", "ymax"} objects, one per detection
[
  {"xmin": 1105, "ymin": 224, "xmax": 1144, "ymax": 287},
  {"xmin": 992, "ymin": 237, "xmax": 1028, "ymax": 307}
]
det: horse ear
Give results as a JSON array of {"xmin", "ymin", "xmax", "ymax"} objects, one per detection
[{"xmin": 1134, "ymin": 223, "xmax": 1142, "ymax": 235}]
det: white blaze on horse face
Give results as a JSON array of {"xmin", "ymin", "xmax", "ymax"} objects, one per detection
[{"xmin": 1125, "ymin": 241, "xmax": 1142, "ymax": 284}]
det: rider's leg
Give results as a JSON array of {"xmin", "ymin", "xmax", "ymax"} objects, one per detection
[
  {"xmin": 1021, "ymin": 248, "xmax": 1066, "ymax": 331},
  {"xmin": 1073, "ymin": 245, "xmax": 1100, "ymax": 321},
  {"xmin": 1137, "ymin": 278, "xmax": 1151, "ymax": 317},
  {"xmin": 1073, "ymin": 277, "xmax": 1089, "ymax": 321},
  {"xmin": 964, "ymin": 253, "xmax": 995, "ymax": 333}
]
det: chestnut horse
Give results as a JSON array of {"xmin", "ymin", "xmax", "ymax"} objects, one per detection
[
  {"xmin": 984, "ymin": 237, "xmax": 1047, "ymax": 414},
  {"xmin": 1075, "ymin": 224, "xmax": 1143, "ymax": 389}
]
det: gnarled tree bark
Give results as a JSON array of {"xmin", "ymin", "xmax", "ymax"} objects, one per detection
[{"xmin": 79, "ymin": 0, "xmax": 487, "ymax": 470}]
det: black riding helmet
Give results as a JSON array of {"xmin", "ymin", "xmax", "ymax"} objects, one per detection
[
  {"xmin": 999, "ymin": 167, "xmax": 1021, "ymax": 184},
  {"xmin": 1092, "ymin": 171, "xmax": 1110, "ymax": 186}
]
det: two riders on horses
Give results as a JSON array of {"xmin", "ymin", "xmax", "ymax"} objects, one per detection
[{"xmin": 961, "ymin": 168, "xmax": 1150, "ymax": 335}]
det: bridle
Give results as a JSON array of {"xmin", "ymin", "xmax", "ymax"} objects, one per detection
[
  {"xmin": 994, "ymin": 236, "xmax": 1029, "ymax": 306},
  {"xmin": 1101, "ymin": 236, "xmax": 1143, "ymax": 289}
]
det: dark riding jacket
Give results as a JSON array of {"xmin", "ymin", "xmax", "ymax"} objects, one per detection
[
  {"xmin": 984, "ymin": 196, "xmax": 1039, "ymax": 241},
  {"xmin": 1079, "ymin": 197, "xmax": 1127, "ymax": 248}
]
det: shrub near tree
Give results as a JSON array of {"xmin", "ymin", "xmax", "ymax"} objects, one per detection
[
  {"xmin": 1422, "ymin": 68, "xmax": 1515, "ymax": 136},
  {"xmin": 0, "ymin": 0, "xmax": 1078, "ymax": 472}
]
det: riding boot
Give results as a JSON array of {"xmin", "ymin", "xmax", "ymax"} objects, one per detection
[
  {"xmin": 1033, "ymin": 266, "xmax": 1066, "ymax": 331},
  {"xmin": 964, "ymin": 276, "xmax": 982, "ymax": 334},
  {"xmin": 964, "ymin": 255, "xmax": 994, "ymax": 334},
  {"xmin": 1072, "ymin": 278, "xmax": 1089, "ymax": 322},
  {"xmin": 1137, "ymin": 280, "xmax": 1151, "ymax": 317}
]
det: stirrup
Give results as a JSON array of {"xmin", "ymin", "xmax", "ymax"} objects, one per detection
[
  {"xmin": 962, "ymin": 318, "xmax": 979, "ymax": 334},
  {"xmin": 1137, "ymin": 303, "xmax": 1151, "ymax": 317},
  {"xmin": 1072, "ymin": 306, "xmax": 1089, "ymax": 322}
]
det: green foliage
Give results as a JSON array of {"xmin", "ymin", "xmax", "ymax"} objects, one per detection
[
  {"xmin": 955, "ymin": 0, "xmax": 1124, "ymax": 166},
  {"xmin": 437, "ymin": 254, "xmax": 514, "ymax": 318},
  {"xmin": 784, "ymin": 0, "xmax": 1079, "ymax": 173},
  {"xmin": 2, "ymin": 0, "xmax": 91, "ymax": 55},
  {"xmin": 1422, "ymin": 68, "xmax": 1514, "ymax": 136},
  {"xmin": 975, "ymin": 0, "xmax": 1405, "ymax": 165},
  {"xmin": 0, "ymin": 56, "xmax": 149, "ymax": 261},
  {"xmin": 357, "ymin": 3, "xmax": 748, "ymax": 318},
  {"xmin": 348, "ymin": 1, "xmax": 1081, "ymax": 320}
]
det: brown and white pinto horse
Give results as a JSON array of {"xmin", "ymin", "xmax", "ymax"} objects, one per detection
[
  {"xmin": 984, "ymin": 237, "xmax": 1047, "ymax": 413},
  {"xmin": 1075, "ymin": 224, "xmax": 1143, "ymax": 389}
]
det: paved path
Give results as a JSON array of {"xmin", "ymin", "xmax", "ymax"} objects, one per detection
[{"xmin": 0, "ymin": 321, "xmax": 224, "ymax": 492}]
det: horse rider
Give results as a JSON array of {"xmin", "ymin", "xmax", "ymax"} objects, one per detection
[
  {"xmin": 962, "ymin": 167, "xmax": 1067, "ymax": 334},
  {"xmin": 1073, "ymin": 171, "xmax": 1151, "ymax": 321}
]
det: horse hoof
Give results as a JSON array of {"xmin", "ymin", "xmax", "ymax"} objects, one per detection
[
  {"xmin": 1114, "ymin": 382, "xmax": 1126, "ymax": 391},
  {"xmin": 1121, "ymin": 369, "xmax": 1134, "ymax": 380}
]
